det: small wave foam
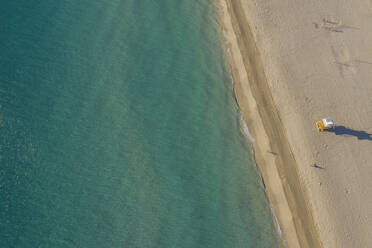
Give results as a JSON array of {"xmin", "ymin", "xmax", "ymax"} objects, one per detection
[
  {"xmin": 270, "ymin": 204, "xmax": 288, "ymax": 247},
  {"xmin": 240, "ymin": 115, "xmax": 255, "ymax": 143},
  {"xmin": 222, "ymin": 29, "xmax": 228, "ymax": 39},
  {"xmin": 230, "ymin": 74, "xmax": 234, "ymax": 87}
]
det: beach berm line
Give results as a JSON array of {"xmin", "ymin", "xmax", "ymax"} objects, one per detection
[{"xmin": 214, "ymin": 0, "xmax": 323, "ymax": 247}]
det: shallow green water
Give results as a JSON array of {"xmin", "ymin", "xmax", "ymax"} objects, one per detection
[{"xmin": 0, "ymin": 1, "xmax": 278, "ymax": 247}]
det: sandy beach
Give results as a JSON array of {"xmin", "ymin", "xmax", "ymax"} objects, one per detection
[{"xmin": 215, "ymin": 0, "xmax": 372, "ymax": 247}]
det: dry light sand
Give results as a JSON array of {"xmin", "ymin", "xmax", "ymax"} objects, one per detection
[{"xmin": 215, "ymin": 0, "xmax": 372, "ymax": 247}]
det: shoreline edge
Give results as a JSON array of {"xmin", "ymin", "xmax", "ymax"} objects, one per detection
[{"xmin": 213, "ymin": 0, "xmax": 322, "ymax": 247}]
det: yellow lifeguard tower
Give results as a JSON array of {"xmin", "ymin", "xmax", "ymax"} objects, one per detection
[{"xmin": 316, "ymin": 118, "xmax": 335, "ymax": 131}]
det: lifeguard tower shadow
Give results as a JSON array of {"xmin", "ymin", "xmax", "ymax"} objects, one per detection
[{"xmin": 326, "ymin": 126, "xmax": 372, "ymax": 141}]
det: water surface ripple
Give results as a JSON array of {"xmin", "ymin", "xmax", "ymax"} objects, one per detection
[{"xmin": 0, "ymin": 1, "xmax": 278, "ymax": 247}]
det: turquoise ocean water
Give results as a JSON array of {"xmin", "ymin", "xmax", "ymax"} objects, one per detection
[{"xmin": 0, "ymin": 1, "xmax": 279, "ymax": 247}]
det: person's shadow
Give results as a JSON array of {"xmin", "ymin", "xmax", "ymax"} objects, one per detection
[{"xmin": 327, "ymin": 126, "xmax": 372, "ymax": 140}]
